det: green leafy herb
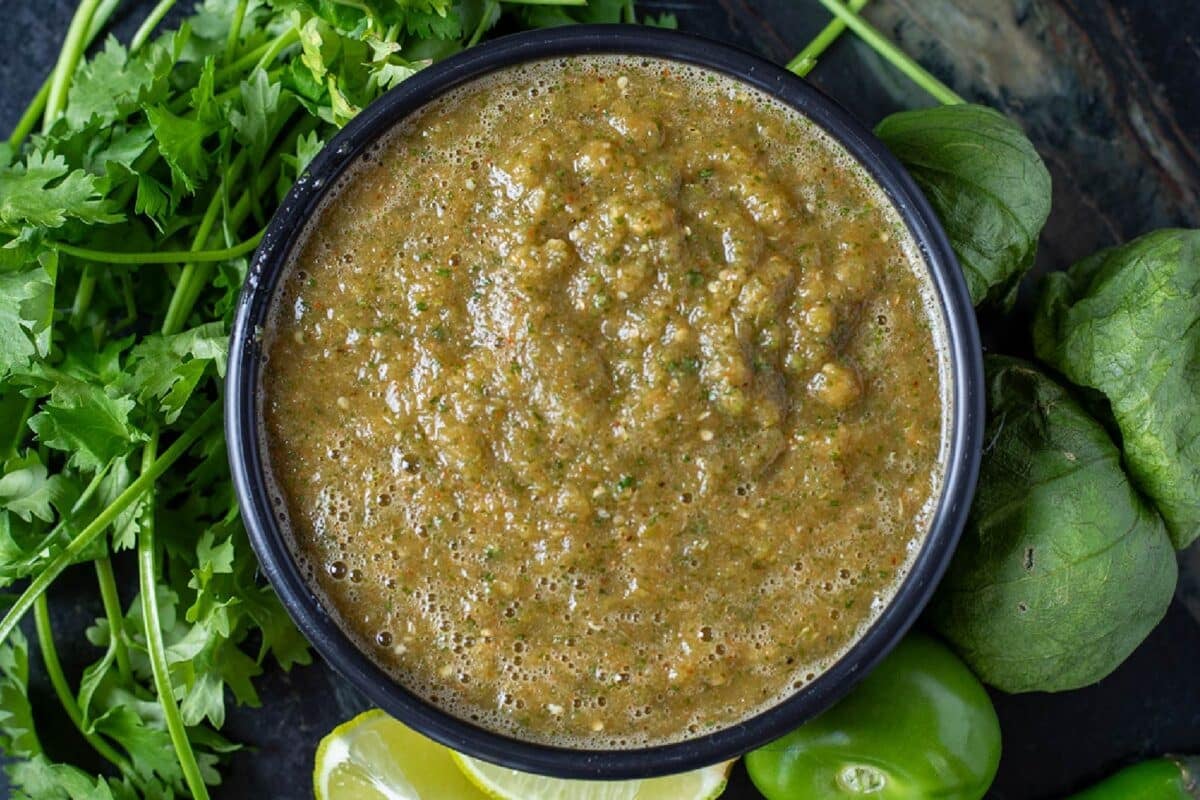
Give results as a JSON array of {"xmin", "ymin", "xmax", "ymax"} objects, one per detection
[
  {"xmin": 0, "ymin": 151, "xmax": 122, "ymax": 228},
  {"xmin": 0, "ymin": 255, "xmax": 57, "ymax": 375},
  {"xmin": 0, "ymin": 628, "xmax": 39, "ymax": 759}
]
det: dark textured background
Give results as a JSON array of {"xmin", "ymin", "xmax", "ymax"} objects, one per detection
[{"xmin": 2, "ymin": 1, "xmax": 1199, "ymax": 798}]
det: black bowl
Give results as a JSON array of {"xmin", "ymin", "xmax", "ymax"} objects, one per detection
[{"xmin": 226, "ymin": 24, "xmax": 984, "ymax": 780}]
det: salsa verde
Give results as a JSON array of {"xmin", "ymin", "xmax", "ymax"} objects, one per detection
[{"xmin": 262, "ymin": 56, "xmax": 948, "ymax": 746}]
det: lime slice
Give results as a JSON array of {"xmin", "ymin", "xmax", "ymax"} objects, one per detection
[
  {"xmin": 452, "ymin": 752, "xmax": 733, "ymax": 800},
  {"xmin": 314, "ymin": 709, "xmax": 489, "ymax": 800},
  {"xmin": 314, "ymin": 709, "xmax": 732, "ymax": 800}
]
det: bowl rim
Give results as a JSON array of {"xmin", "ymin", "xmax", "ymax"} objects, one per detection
[{"xmin": 226, "ymin": 23, "xmax": 984, "ymax": 780}]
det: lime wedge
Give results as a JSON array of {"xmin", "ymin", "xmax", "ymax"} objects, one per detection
[
  {"xmin": 452, "ymin": 752, "xmax": 732, "ymax": 800},
  {"xmin": 313, "ymin": 709, "xmax": 489, "ymax": 800},
  {"xmin": 314, "ymin": 709, "xmax": 732, "ymax": 800}
]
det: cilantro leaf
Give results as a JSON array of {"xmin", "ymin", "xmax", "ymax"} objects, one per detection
[
  {"xmin": 0, "ymin": 513, "xmax": 66, "ymax": 587},
  {"xmin": 229, "ymin": 69, "xmax": 293, "ymax": 162},
  {"xmin": 92, "ymin": 125, "xmax": 156, "ymax": 181},
  {"xmin": 0, "ymin": 628, "xmax": 39, "ymax": 758},
  {"xmin": 282, "ymin": 130, "xmax": 325, "ymax": 179},
  {"xmin": 77, "ymin": 643, "xmax": 118, "ymax": 725},
  {"xmin": 368, "ymin": 57, "xmax": 423, "ymax": 93},
  {"xmin": 574, "ymin": 0, "xmax": 628, "ymax": 23},
  {"xmin": 178, "ymin": 671, "xmax": 227, "ymax": 728},
  {"xmin": 7, "ymin": 755, "xmax": 135, "ymax": 800},
  {"xmin": 95, "ymin": 456, "xmax": 142, "ymax": 552},
  {"xmin": 90, "ymin": 696, "xmax": 184, "ymax": 788},
  {"xmin": 401, "ymin": 8, "xmax": 462, "ymax": 39},
  {"xmin": 66, "ymin": 37, "xmax": 162, "ymax": 130},
  {"xmin": 0, "ymin": 257, "xmax": 56, "ymax": 378},
  {"xmin": 28, "ymin": 381, "xmax": 146, "ymax": 472},
  {"xmin": 134, "ymin": 173, "xmax": 171, "ymax": 229},
  {"xmin": 643, "ymin": 12, "xmax": 678, "ymax": 28},
  {"xmin": 0, "ymin": 451, "xmax": 70, "ymax": 523},
  {"xmin": 0, "ymin": 152, "xmax": 122, "ymax": 228},
  {"xmin": 190, "ymin": 58, "xmax": 222, "ymax": 127},
  {"xmin": 125, "ymin": 322, "xmax": 227, "ymax": 423},
  {"xmin": 145, "ymin": 106, "xmax": 220, "ymax": 195},
  {"xmin": 241, "ymin": 583, "xmax": 312, "ymax": 671}
]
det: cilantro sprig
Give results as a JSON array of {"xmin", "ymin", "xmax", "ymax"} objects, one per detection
[{"xmin": 0, "ymin": 1, "xmax": 668, "ymax": 797}]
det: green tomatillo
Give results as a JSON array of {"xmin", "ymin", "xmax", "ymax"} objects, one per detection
[
  {"xmin": 1065, "ymin": 756, "xmax": 1199, "ymax": 800},
  {"xmin": 745, "ymin": 633, "xmax": 1001, "ymax": 800}
]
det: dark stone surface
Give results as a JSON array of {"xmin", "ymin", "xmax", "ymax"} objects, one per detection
[{"xmin": 2, "ymin": 1, "xmax": 1198, "ymax": 798}]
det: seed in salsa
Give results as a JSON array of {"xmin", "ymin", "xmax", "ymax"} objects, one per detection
[{"xmin": 262, "ymin": 56, "xmax": 948, "ymax": 747}]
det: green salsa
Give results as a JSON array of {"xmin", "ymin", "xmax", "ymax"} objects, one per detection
[{"xmin": 262, "ymin": 56, "xmax": 948, "ymax": 746}]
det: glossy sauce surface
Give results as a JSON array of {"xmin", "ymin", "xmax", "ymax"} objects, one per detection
[{"xmin": 263, "ymin": 56, "xmax": 947, "ymax": 746}]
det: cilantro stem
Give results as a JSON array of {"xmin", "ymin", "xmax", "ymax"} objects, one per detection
[
  {"xmin": 42, "ymin": 0, "xmax": 104, "ymax": 132},
  {"xmin": 168, "ymin": 65, "xmax": 286, "ymax": 115},
  {"xmin": 8, "ymin": 81, "xmax": 51, "ymax": 151},
  {"xmin": 6, "ymin": 0, "xmax": 119, "ymax": 148},
  {"xmin": 70, "ymin": 266, "xmax": 96, "ymax": 328},
  {"xmin": 4, "ymin": 397, "xmax": 35, "ymax": 460},
  {"xmin": 161, "ymin": 149, "xmax": 251, "ymax": 336},
  {"xmin": 136, "ymin": 430, "xmax": 211, "ymax": 800},
  {"xmin": 214, "ymin": 38, "xmax": 276, "ymax": 83},
  {"xmin": 130, "ymin": 0, "xmax": 177, "ymax": 53},
  {"xmin": 94, "ymin": 555, "xmax": 133, "ymax": 683},
  {"xmin": 329, "ymin": 0, "xmax": 372, "ymax": 17},
  {"xmin": 814, "ymin": 0, "xmax": 964, "ymax": 105},
  {"xmin": 225, "ymin": 0, "xmax": 250, "ymax": 63},
  {"xmin": 787, "ymin": 0, "xmax": 870, "ymax": 77},
  {"xmin": 161, "ymin": 116, "xmax": 303, "ymax": 336},
  {"xmin": 0, "ymin": 404, "xmax": 219, "ymax": 652},
  {"xmin": 120, "ymin": 273, "xmax": 138, "ymax": 326},
  {"xmin": 52, "ymin": 231, "xmax": 264, "ymax": 265},
  {"xmin": 111, "ymin": 144, "xmax": 160, "ymax": 211},
  {"xmin": 252, "ymin": 28, "xmax": 300, "ymax": 74},
  {"xmin": 468, "ymin": 1, "xmax": 498, "ymax": 48},
  {"xmin": 33, "ymin": 593, "xmax": 141, "ymax": 783}
]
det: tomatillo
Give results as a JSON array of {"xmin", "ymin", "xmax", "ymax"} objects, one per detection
[
  {"xmin": 1065, "ymin": 756, "xmax": 1199, "ymax": 800},
  {"xmin": 745, "ymin": 633, "xmax": 1001, "ymax": 799}
]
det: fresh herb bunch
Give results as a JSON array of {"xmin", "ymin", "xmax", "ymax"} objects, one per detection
[{"xmin": 0, "ymin": 1, "xmax": 670, "ymax": 797}]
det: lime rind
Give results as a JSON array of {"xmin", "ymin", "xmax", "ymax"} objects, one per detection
[
  {"xmin": 315, "ymin": 710, "xmax": 730, "ymax": 800},
  {"xmin": 453, "ymin": 751, "xmax": 732, "ymax": 800},
  {"xmin": 314, "ymin": 709, "xmax": 487, "ymax": 800}
]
